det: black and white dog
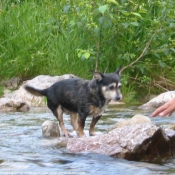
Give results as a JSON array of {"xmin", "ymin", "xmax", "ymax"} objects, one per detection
[{"xmin": 24, "ymin": 68, "xmax": 122, "ymax": 137}]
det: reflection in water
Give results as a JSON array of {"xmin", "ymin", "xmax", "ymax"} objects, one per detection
[{"xmin": 1, "ymin": 105, "xmax": 175, "ymax": 174}]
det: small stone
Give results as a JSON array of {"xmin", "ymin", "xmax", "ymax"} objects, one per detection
[
  {"xmin": 108, "ymin": 114, "xmax": 151, "ymax": 132},
  {"xmin": 42, "ymin": 120, "xmax": 60, "ymax": 138}
]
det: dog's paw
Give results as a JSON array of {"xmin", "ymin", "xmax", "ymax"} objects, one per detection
[
  {"xmin": 77, "ymin": 130, "xmax": 86, "ymax": 137},
  {"xmin": 78, "ymin": 133, "xmax": 86, "ymax": 138},
  {"xmin": 64, "ymin": 132, "xmax": 70, "ymax": 138},
  {"xmin": 89, "ymin": 132, "xmax": 96, "ymax": 136}
]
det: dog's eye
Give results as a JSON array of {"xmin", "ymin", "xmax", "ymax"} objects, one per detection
[
  {"xmin": 118, "ymin": 84, "xmax": 122, "ymax": 89},
  {"xmin": 109, "ymin": 85, "xmax": 115, "ymax": 90}
]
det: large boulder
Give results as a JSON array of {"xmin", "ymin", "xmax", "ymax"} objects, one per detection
[
  {"xmin": 139, "ymin": 91, "xmax": 175, "ymax": 110},
  {"xmin": 67, "ymin": 123, "xmax": 173, "ymax": 161},
  {"xmin": 9, "ymin": 74, "xmax": 77, "ymax": 107}
]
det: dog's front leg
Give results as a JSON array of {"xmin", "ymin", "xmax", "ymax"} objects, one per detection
[
  {"xmin": 77, "ymin": 113, "xmax": 87, "ymax": 137},
  {"xmin": 70, "ymin": 112, "xmax": 78, "ymax": 133},
  {"xmin": 89, "ymin": 115, "xmax": 101, "ymax": 136}
]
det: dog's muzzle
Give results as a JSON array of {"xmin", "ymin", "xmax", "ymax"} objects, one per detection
[{"xmin": 114, "ymin": 94, "xmax": 123, "ymax": 101}]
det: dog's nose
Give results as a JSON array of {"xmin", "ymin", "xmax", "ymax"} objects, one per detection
[
  {"xmin": 115, "ymin": 94, "xmax": 122, "ymax": 101},
  {"xmin": 116, "ymin": 97, "xmax": 121, "ymax": 101}
]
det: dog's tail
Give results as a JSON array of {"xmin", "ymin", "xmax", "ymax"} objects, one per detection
[{"xmin": 24, "ymin": 85, "xmax": 47, "ymax": 97}]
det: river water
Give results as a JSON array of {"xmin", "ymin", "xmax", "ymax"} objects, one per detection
[{"xmin": 1, "ymin": 104, "xmax": 175, "ymax": 175}]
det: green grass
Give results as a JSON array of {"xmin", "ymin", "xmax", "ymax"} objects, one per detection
[
  {"xmin": 0, "ymin": 0, "xmax": 103, "ymax": 97},
  {"xmin": 0, "ymin": 1, "xmax": 95, "ymax": 80}
]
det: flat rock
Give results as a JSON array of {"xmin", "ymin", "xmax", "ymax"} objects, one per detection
[
  {"xmin": 67, "ymin": 123, "xmax": 172, "ymax": 161},
  {"xmin": 139, "ymin": 91, "xmax": 175, "ymax": 110}
]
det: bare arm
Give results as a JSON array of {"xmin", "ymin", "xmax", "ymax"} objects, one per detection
[{"xmin": 151, "ymin": 98, "xmax": 175, "ymax": 117}]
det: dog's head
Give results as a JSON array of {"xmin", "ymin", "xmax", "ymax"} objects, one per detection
[{"xmin": 93, "ymin": 67, "xmax": 122, "ymax": 101}]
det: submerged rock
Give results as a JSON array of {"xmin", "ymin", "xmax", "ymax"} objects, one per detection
[
  {"xmin": 0, "ymin": 97, "xmax": 30, "ymax": 112},
  {"xmin": 42, "ymin": 120, "xmax": 60, "ymax": 138},
  {"xmin": 139, "ymin": 91, "xmax": 175, "ymax": 110}
]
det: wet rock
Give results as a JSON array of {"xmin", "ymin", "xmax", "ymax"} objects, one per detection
[
  {"xmin": 42, "ymin": 120, "xmax": 60, "ymax": 138},
  {"xmin": 0, "ymin": 97, "xmax": 30, "ymax": 112},
  {"xmin": 169, "ymin": 124, "xmax": 175, "ymax": 130},
  {"xmin": 139, "ymin": 91, "xmax": 175, "ymax": 110},
  {"xmin": 11, "ymin": 74, "xmax": 77, "ymax": 107},
  {"xmin": 108, "ymin": 115, "xmax": 151, "ymax": 132},
  {"xmin": 67, "ymin": 123, "xmax": 172, "ymax": 161},
  {"xmin": 165, "ymin": 128, "xmax": 175, "ymax": 155}
]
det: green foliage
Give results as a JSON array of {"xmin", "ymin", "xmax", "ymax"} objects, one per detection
[{"xmin": 0, "ymin": 0, "xmax": 175, "ymax": 102}]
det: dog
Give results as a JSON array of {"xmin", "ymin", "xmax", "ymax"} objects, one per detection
[{"xmin": 24, "ymin": 68, "xmax": 122, "ymax": 137}]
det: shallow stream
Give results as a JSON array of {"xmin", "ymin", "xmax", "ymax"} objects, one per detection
[{"xmin": 1, "ymin": 104, "xmax": 175, "ymax": 175}]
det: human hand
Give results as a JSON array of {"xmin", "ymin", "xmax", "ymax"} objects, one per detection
[{"xmin": 151, "ymin": 98, "xmax": 175, "ymax": 117}]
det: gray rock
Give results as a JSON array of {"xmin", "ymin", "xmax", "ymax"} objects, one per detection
[
  {"xmin": 42, "ymin": 120, "xmax": 60, "ymax": 138},
  {"xmin": 0, "ymin": 97, "xmax": 30, "ymax": 112},
  {"xmin": 139, "ymin": 91, "xmax": 175, "ymax": 110},
  {"xmin": 67, "ymin": 123, "xmax": 172, "ymax": 161},
  {"xmin": 165, "ymin": 128, "xmax": 175, "ymax": 154}
]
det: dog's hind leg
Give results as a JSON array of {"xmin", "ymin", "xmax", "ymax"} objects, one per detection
[
  {"xmin": 89, "ymin": 115, "xmax": 101, "ymax": 136},
  {"xmin": 48, "ymin": 102, "xmax": 69, "ymax": 137},
  {"xmin": 55, "ymin": 106, "xmax": 69, "ymax": 137}
]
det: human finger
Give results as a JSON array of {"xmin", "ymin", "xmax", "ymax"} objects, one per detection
[{"xmin": 151, "ymin": 104, "xmax": 168, "ymax": 117}]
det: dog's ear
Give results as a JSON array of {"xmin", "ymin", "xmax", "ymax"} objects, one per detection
[
  {"xmin": 115, "ymin": 66, "xmax": 122, "ymax": 75},
  {"xmin": 93, "ymin": 72, "xmax": 104, "ymax": 81}
]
